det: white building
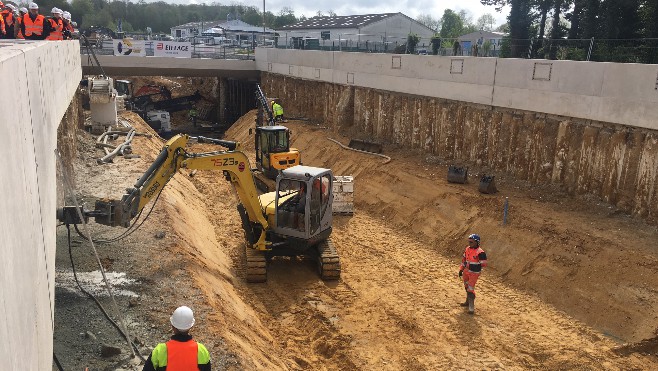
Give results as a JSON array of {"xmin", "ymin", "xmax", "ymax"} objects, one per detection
[
  {"xmin": 457, "ymin": 30, "xmax": 506, "ymax": 56},
  {"xmin": 171, "ymin": 19, "xmax": 275, "ymax": 45},
  {"xmin": 276, "ymin": 13, "xmax": 435, "ymax": 51}
]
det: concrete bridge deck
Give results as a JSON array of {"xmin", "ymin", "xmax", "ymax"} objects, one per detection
[{"xmin": 81, "ymin": 54, "xmax": 259, "ymax": 79}]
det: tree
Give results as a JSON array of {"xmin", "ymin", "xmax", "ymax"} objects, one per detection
[
  {"xmin": 440, "ymin": 9, "xmax": 464, "ymax": 38},
  {"xmin": 406, "ymin": 33, "xmax": 420, "ymax": 54},
  {"xmin": 416, "ymin": 14, "xmax": 441, "ymax": 32},
  {"xmin": 476, "ymin": 13, "xmax": 496, "ymax": 31}
]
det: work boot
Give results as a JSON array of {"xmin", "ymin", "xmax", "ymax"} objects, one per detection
[
  {"xmin": 467, "ymin": 292, "xmax": 475, "ymax": 314},
  {"xmin": 459, "ymin": 294, "xmax": 468, "ymax": 307}
]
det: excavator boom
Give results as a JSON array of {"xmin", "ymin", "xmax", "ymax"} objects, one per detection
[{"xmin": 93, "ymin": 134, "xmax": 270, "ymax": 251}]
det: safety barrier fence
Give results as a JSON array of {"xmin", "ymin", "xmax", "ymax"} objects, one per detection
[{"xmin": 79, "ymin": 36, "xmax": 658, "ymax": 63}]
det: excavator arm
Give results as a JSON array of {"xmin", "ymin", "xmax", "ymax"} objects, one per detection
[{"xmin": 90, "ymin": 134, "xmax": 271, "ymax": 251}]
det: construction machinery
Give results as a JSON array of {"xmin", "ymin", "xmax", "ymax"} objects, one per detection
[
  {"xmin": 58, "ymin": 134, "xmax": 340, "ymax": 282},
  {"xmin": 115, "ymin": 80, "xmax": 203, "ymax": 129},
  {"xmin": 253, "ymin": 85, "xmax": 301, "ymax": 191}
]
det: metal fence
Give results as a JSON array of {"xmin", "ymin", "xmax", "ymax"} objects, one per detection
[
  {"xmin": 79, "ymin": 38, "xmax": 257, "ymax": 60},
  {"xmin": 79, "ymin": 36, "xmax": 658, "ymax": 63}
]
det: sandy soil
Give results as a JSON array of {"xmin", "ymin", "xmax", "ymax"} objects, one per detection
[{"xmin": 54, "ymin": 109, "xmax": 658, "ymax": 370}]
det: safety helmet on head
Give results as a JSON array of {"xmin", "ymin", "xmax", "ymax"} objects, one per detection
[
  {"xmin": 63, "ymin": 11, "xmax": 70, "ymax": 20},
  {"xmin": 468, "ymin": 233, "xmax": 480, "ymax": 244},
  {"xmin": 28, "ymin": 2, "xmax": 38, "ymax": 10},
  {"xmin": 20, "ymin": 6, "xmax": 27, "ymax": 13},
  {"xmin": 170, "ymin": 306, "xmax": 195, "ymax": 331},
  {"xmin": 51, "ymin": 7, "xmax": 61, "ymax": 14},
  {"xmin": 7, "ymin": 3, "xmax": 16, "ymax": 11}
]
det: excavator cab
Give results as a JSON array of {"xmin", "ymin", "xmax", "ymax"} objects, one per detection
[
  {"xmin": 273, "ymin": 166, "xmax": 333, "ymax": 246},
  {"xmin": 114, "ymin": 80, "xmax": 133, "ymax": 97},
  {"xmin": 255, "ymin": 126, "xmax": 301, "ymax": 179}
]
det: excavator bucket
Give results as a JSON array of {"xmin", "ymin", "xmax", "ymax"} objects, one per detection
[
  {"xmin": 479, "ymin": 175, "xmax": 498, "ymax": 194},
  {"xmin": 447, "ymin": 165, "xmax": 468, "ymax": 184},
  {"xmin": 348, "ymin": 139, "xmax": 383, "ymax": 153}
]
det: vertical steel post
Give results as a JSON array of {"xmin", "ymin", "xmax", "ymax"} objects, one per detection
[{"xmin": 503, "ymin": 197, "xmax": 509, "ymax": 225}]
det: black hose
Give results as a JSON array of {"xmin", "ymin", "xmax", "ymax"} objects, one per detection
[
  {"xmin": 66, "ymin": 225, "xmax": 146, "ymax": 362},
  {"xmin": 53, "ymin": 352, "xmax": 65, "ymax": 371},
  {"xmin": 74, "ymin": 169, "xmax": 175, "ymax": 244}
]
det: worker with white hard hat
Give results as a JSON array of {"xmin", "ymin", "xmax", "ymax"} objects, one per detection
[
  {"xmin": 20, "ymin": 2, "xmax": 48, "ymax": 40},
  {"xmin": 14, "ymin": 6, "xmax": 26, "ymax": 38},
  {"xmin": 45, "ymin": 6, "xmax": 63, "ymax": 40},
  {"xmin": 61, "ymin": 10, "xmax": 73, "ymax": 40},
  {"xmin": 142, "ymin": 306, "xmax": 211, "ymax": 371},
  {"xmin": 0, "ymin": 2, "xmax": 17, "ymax": 39}
]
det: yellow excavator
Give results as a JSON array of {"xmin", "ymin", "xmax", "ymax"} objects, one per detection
[
  {"xmin": 59, "ymin": 134, "xmax": 340, "ymax": 282},
  {"xmin": 252, "ymin": 85, "xmax": 301, "ymax": 191}
]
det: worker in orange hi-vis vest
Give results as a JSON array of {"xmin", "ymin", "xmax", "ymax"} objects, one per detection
[{"xmin": 458, "ymin": 233, "xmax": 488, "ymax": 314}]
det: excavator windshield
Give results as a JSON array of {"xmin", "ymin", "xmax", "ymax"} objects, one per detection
[{"xmin": 260, "ymin": 126, "xmax": 289, "ymax": 153}]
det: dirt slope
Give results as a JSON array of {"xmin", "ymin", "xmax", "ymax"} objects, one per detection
[{"xmin": 56, "ymin": 110, "xmax": 658, "ymax": 370}]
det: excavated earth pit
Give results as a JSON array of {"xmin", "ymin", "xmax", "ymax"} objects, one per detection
[{"xmin": 53, "ymin": 107, "xmax": 658, "ymax": 370}]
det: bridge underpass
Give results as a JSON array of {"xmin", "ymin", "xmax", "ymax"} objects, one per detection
[{"xmin": 82, "ymin": 55, "xmax": 261, "ymax": 125}]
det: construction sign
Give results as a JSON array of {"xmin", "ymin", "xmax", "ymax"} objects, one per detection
[
  {"xmin": 112, "ymin": 39, "xmax": 146, "ymax": 56},
  {"xmin": 154, "ymin": 41, "xmax": 192, "ymax": 58}
]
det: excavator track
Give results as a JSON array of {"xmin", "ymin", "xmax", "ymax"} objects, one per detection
[
  {"xmin": 317, "ymin": 239, "xmax": 341, "ymax": 280},
  {"xmin": 245, "ymin": 244, "xmax": 267, "ymax": 283}
]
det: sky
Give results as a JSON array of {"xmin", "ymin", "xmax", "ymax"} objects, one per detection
[{"xmin": 180, "ymin": 1, "xmax": 512, "ymax": 29}]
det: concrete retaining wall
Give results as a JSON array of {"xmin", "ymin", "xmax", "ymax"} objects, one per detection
[
  {"xmin": 258, "ymin": 51, "xmax": 658, "ymax": 223},
  {"xmin": 0, "ymin": 40, "xmax": 81, "ymax": 370},
  {"xmin": 256, "ymin": 48, "xmax": 658, "ymax": 130}
]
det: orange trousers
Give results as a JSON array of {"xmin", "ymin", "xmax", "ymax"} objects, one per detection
[{"xmin": 462, "ymin": 271, "xmax": 481, "ymax": 296}]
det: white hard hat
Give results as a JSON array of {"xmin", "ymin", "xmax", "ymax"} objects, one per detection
[
  {"xmin": 7, "ymin": 4, "xmax": 16, "ymax": 11},
  {"xmin": 63, "ymin": 11, "xmax": 70, "ymax": 20},
  {"xmin": 28, "ymin": 2, "xmax": 37, "ymax": 9},
  {"xmin": 20, "ymin": 6, "xmax": 27, "ymax": 13},
  {"xmin": 170, "ymin": 306, "xmax": 195, "ymax": 331},
  {"xmin": 51, "ymin": 7, "xmax": 61, "ymax": 14}
]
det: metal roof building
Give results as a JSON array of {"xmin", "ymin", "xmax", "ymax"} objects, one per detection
[{"xmin": 276, "ymin": 12, "xmax": 435, "ymax": 50}]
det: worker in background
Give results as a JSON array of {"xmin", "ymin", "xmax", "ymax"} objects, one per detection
[
  {"xmin": 188, "ymin": 105, "xmax": 198, "ymax": 127},
  {"xmin": 45, "ymin": 7, "xmax": 62, "ymax": 40},
  {"xmin": 1, "ymin": 3, "xmax": 16, "ymax": 39},
  {"xmin": 14, "ymin": 6, "xmax": 26, "ymax": 38},
  {"xmin": 271, "ymin": 99, "xmax": 286, "ymax": 123},
  {"xmin": 458, "ymin": 233, "xmax": 488, "ymax": 314},
  {"xmin": 0, "ymin": 2, "xmax": 6, "ymax": 37},
  {"xmin": 61, "ymin": 10, "xmax": 73, "ymax": 39},
  {"xmin": 142, "ymin": 306, "xmax": 211, "ymax": 371},
  {"xmin": 20, "ymin": 3, "xmax": 48, "ymax": 40}
]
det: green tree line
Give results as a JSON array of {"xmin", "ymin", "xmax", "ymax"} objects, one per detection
[
  {"xmin": 480, "ymin": 0, "xmax": 658, "ymax": 63},
  {"xmin": 11, "ymin": 0, "xmax": 303, "ymax": 34}
]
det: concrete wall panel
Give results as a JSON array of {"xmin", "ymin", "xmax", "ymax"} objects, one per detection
[
  {"xmin": 258, "ymin": 49, "xmax": 658, "ymax": 130},
  {"xmin": 0, "ymin": 40, "xmax": 81, "ymax": 370}
]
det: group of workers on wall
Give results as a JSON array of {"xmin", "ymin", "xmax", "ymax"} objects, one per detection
[{"xmin": 0, "ymin": 2, "xmax": 76, "ymax": 40}]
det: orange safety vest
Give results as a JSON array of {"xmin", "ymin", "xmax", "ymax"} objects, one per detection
[
  {"xmin": 166, "ymin": 339, "xmax": 198, "ymax": 370},
  {"xmin": 23, "ymin": 13, "xmax": 44, "ymax": 37},
  {"xmin": 0, "ymin": 13, "xmax": 5, "ymax": 35},
  {"xmin": 460, "ymin": 246, "xmax": 487, "ymax": 273},
  {"xmin": 1, "ymin": 11, "xmax": 13, "ymax": 28},
  {"xmin": 46, "ymin": 17, "xmax": 62, "ymax": 40}
]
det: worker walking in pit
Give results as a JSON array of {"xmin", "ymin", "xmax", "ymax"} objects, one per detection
[
  {"xmin": 458, "ymin": 234, "xmax": 487, "ymax": 314},
  {"xmin": 188, "ymin": 105, "xmax": 198, "ymax": 128},
  {"xmin": 271, "ymin": 99, "xmax": 286, "ymax": 123},
  {"xmin": 143, "ymin": 306, "xmax": 211, "ymax": 371}
]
